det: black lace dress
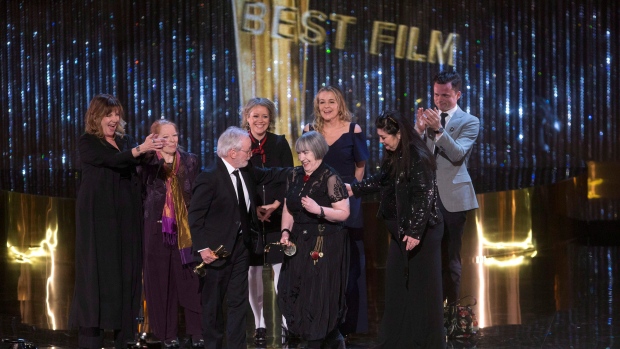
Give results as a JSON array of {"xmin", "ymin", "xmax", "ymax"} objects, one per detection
[{"xmin": 277, "ymin": 162, "xmax": 350, "ymax": 341}]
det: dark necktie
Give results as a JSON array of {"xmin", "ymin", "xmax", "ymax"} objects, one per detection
[
  {"xmin": 232, "ymin": 170, "xmax": 250, "ymax": 238},
  {"xmin": 434, "ymin": 113, "xmax": 449, "ymax": 157},
  {"xmin": 440, "ymin": 112, "xmax": 448, "ymax": 128}
]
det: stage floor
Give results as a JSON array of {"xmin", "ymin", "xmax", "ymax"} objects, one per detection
[
  {"xmin": 1, "ymin": 187, "xmax": 619, "ymax": 348},
  {"xmin": 1, "ymin": 242, "xmax": 618, "ymax": 348}
]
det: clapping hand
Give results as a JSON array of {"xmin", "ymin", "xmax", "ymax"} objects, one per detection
[
  {"xmin": 421, "ymin": 108, "xmax": 442, "ymax": 131},
  {"xmin": 415, "ymin": 108, "xmax": 427, "ymax": 135}
]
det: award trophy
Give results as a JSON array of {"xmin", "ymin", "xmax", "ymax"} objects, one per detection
[
  {"xmin": 230, "ymin": 0, "xmax": 310, "ymax": 146},
  {"xmin": 193, "ymin": 245, "xmax": 231, "ymax": 277},
  {"xmin": 264, "ymin": 241, "xmax": 297, "ymax": 256}
]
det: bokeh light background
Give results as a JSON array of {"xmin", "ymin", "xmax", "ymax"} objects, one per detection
[{"xmin": 1, "ymin": 0, "xmax": 618, "ymax": 198}]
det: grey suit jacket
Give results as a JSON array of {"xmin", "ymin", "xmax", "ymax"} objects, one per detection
[{"xmin": 424, "ymin": 106, "xmax": 479, "ymax": 212}]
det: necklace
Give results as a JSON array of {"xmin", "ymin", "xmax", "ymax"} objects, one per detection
[{"xmin": 298, "ymin": 167, "xmax": 319, "ymax": 198}]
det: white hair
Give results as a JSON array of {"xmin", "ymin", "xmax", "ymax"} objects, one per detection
[{"xmin": 216, "ymin": 126, "xmax": 249, "ymax": 158}]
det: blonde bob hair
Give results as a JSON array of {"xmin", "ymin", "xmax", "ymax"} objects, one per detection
[{"xmin": 240, "ymin": 97, "xmax": 277, "ymax": 131}]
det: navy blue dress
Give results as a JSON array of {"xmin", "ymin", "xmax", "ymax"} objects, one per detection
[
  {"xmin": 321, "ymin": 123, "xmax": 369, "ymax": 229},
  {"xmin": 311, "ymin": 122, "xmax": 370, "ymax": 334}
]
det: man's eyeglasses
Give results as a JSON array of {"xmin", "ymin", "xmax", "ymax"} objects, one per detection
[{"xmin": 235, "ymin": 148, "xmax": 252, "ymax": 156}]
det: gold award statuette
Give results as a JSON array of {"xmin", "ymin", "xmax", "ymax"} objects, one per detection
[
  {"xmin": 264, "ymin": 241, "xmax": 297, "ymax": 256},
  {"xmin": 193, "ymin": 245, "xmax": 231, "ymax": 277},
  {"xmin": 231, "ymin": 0, "xmax": 312, "ymax": 147}
]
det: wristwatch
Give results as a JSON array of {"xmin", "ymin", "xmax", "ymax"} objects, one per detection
[
  {"xmin": 135, "ymin": 145, "xmax": 141, "ymax": 153},
  {"xmin": 434, "ymin": 127, "xmax": 444, "ymax": 134}
]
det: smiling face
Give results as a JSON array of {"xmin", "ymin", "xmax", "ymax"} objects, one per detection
[
  {"xmin": 317, "ymin": 91, "xmax": 340, "ymax": 122},
  {"xmin": 433, "ymin": 82, "xmax": 461, "ymax": 112},
  {"xmin": 231, "ymin": 136, "xmax": 252, "ymax": 168},
  {"xmin": 298, "ymin": 149, "xmax": 321, "ymax": 174},
  {"xmin": 246, "ymin": 105, "xmax": 271, "ymax": 139},
  {"xmin": 100, "ymin": 108, "xmax": 121, "ymax": 139},
  {"xmin": 377, "ymin": 128, "xmax": 400, "ymax": 151},
  {"xmin": 158, "ymin": 124, "xmax": 178, "ymax": 155}
]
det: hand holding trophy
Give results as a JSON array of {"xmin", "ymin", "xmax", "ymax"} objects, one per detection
[
  {"xmin": 264, "ymin": 241, "xmax": 297, "ymax": 257},
  {"xmin": 271, "ymin": 228, "xmax": 297, "ymax": 256},
  {"xmin": 193, "ymin": 245, "xmax": 231, "ymax": 277}
]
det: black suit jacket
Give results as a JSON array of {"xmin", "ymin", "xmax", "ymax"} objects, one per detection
[{"xmin": 188, "ymin": 157, "xmax": 288, "ymax": 266}]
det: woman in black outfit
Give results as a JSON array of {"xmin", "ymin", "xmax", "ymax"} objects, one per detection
[
  {"xmin": 241, "ymin": 98, "xmax": 294, "ymax": 345},
  {"xmin": 278, "ymin": 131, "xmax": 350, "ymax": 349},
  {"xmin": 70, "ymin": 94, "xmax": 163, "ymax": 349},
  {"xmin": 348, "ymin": 110, "xmax": 446, "ymax": 348}
]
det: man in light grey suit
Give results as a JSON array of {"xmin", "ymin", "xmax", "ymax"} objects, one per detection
[{"xmin": 415, "ymin": 71, "xmax": 479, "ymax": 304}]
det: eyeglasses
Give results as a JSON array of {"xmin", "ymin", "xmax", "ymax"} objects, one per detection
[{"xmin": 235, "ymin": 148, "xmax": 252, "ymax": 156}]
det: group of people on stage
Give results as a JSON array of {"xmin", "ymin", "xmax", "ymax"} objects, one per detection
[{"xmin": 69, "ymin": 70, "xmax": 479, "ymax": 349}]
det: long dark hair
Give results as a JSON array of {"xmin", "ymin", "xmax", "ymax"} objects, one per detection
[{"xmin": 375, "ymin": 110, "xmax": 436, "ymax": 179}]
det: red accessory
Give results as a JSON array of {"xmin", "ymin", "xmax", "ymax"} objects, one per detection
[
  {"xmin": 310, "ymin": 236, "xmax": 324, "ymax": 265},
  {"xmin": 303, "ymin": 175, "xmax": 310, "ymax": 182},
  {"xmin": 249, "ymin": 132, "xmax": 267, "ymax": 164}
]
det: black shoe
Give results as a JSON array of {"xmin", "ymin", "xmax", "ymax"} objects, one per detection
[
  {"xmin": 191, "ymin": 339, "xmax": 204, "ymax": 348},
  {"xmin": 163, "ymin": 339, "xmax": 179, "ymax": 348},
  {"xmin": 254, "ymin": 327, "xmax": 267, "ymax": 346}
]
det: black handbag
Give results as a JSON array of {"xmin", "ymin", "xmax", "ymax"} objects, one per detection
[{"xmin": 444, "ymin": 295, "xmax": 479, "ymax": 340}]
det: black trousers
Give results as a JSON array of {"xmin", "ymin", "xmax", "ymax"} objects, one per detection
[
  {"xmin": 375, "ymin": 219, "xmax": 445, "ymax": 348},
  {"xmin": 200, "ymin": 235, "xmax": 249, "ymax": 349},
  {"xmin": 438, "ymin": 196, "xmax": 469, "ymax": 304}
]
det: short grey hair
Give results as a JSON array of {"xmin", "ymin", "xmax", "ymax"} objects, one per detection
[
  {"xmin": 295, "ymin": 131, "xmax": 329, "ymax": 160},
  {"xmin": 217, "ymin": 126, "xmax": 249, "ymax": 158}
]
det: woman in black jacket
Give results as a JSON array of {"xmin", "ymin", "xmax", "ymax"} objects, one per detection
[
  {"xmin": 348, "ymin": 110, "xmax": 446, "ymax": 348},
  {"xmin": 241, "ymin": 98, "xmax": 294, "ymax": 345},
  {"xmin": 70, "ymin": 94, "xmax": 163, "ymax": 349}
]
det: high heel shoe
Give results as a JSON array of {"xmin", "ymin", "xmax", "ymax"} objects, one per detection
[{"xmin": 254, "ymin": 327, "xmax": 266, "ymax": 346}]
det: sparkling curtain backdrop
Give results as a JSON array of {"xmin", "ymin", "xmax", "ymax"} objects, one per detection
[{"xmin": 1, "ymin": 0, "xmax": 618, "ymax": 198}]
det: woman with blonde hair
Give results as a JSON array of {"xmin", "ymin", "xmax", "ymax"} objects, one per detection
[
  {"xmin": 304, "ymin": 86, "xmax": 370, "ymax": 336},
  {"xmin": 241, "ymin": 97, "xmax": 294, "ymax": 345}
]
